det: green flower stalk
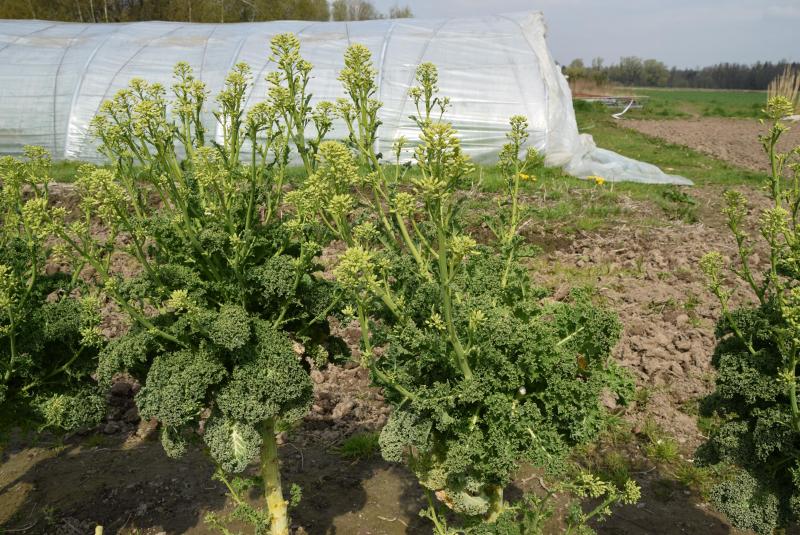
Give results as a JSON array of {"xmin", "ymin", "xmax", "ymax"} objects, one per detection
[
  {"xmin": 698, "ymin": 97, "xmax": 800, "ymax": 534},
  {"xmin": 307, "ymin": 49, "xmax": 638, "ymax": 533},
  {"xmin": 0, "ymin": 148, "xmax": 105, "ymax": 430},
  {"xmin": 268, "ymin": 33, "xmax": 332, "ymax": 175},
  {"xmin": 57, "ymin": 38, "xmax": 343, "ymax": 535},
  {"xmin": 493, "ymin": 115, "xmax": 546, "ymax": 288}
]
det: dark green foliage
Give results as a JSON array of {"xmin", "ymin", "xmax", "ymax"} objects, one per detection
[
  {"xmin": 696, "ymin": 302, "xmax": 800, "ymax": 533},
  {"xmin": 375, "ymin": 252, "xmax": 632, "ymax": 515},
  {"xmin": 698, "ymin": 106, "xmax": 800, "ymax": 533},
  {"xmin": 1, "ymin": 151, "xmax": 105, "ymax": 432},
  {"xmin": 378, "ymin": 409, "xmax": 432, "ymax": 463},
  {"xmin": 136, "ymin": 347, "xmax": 227, "ymax": 427},
  {"xmin": 215, "ymin": 320, "xmax": 313, "ymax": 425},
  {"xmin": 101, "ymin": 285, "xmax": 315, "ymax": 472},
  {"xmin": 204, "ymin": 417, "xmax": 263, "ymax": 473},
  {"xmin": 97, "ymin": 330, "xmax": 159, "ymax": 386},
  {"xmin": 708, "ymin": 472, "xmax": 782, "ymax": 534},
  {"xmin": 209, "ymin": 305, "xmax": 252, "ymax": 351},
  {"xmin": 35, "ymin": 387, "xmax": 106, "ymax": 431}
]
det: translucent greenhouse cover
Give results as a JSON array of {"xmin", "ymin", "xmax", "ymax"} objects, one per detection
[{"xmin": 0, "ymin": 12, "xmax": 691, "ymax": 185}]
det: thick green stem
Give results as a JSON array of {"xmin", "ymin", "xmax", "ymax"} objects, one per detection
[
  {"xmin": 501, "ymin": 165, "xmax": 522, "ymax": 289},
  {"xmin": 424, "ymin": 489, "xmax": 448, "ymax": 535},
  {"xmin": 357, "ymin": 301, "xmax": 416, "ymax": 401},
  {"xmin": 501, "ymin": 253, "xmax": 514, "ymax": 290},
  {"xmin": 4, "ymin": 321, "xmax": 17, "ymax": 383},
  {"xmin": 436, "ymin": 225, "xmax": 472, "ymax": 380},
  {"xmin": 769, "ymin": 134, "xmax": 781, "ymax": 207},
  {"xmin": 789, "ymin": 356, "xmax": 800, "ymax": 432},
  {"xmin": 395, "ymin": 212, "xmax": 428, "ymax": 277},
  {"xmin": 485, "ymin": 485, "xmax": 505, "ymax": 523},
  {"xmin": 261, "ymin": 419, "xmax": 289, "ymax": 535}
]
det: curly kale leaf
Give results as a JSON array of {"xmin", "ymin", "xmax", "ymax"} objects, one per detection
[
  {"xmin": 97, "ymin": 330, "xmax": 160, "ymax": 386},
  {"xmin": 161, "ymin": 425, "xmax": 189, "ymax": 459},
  {"xmin": 378, "ymin": 409, "xmax": 433, "ymax": 463},
  {"xmin": 204, "ymin": 415, "xmax": 262, "ymax": 473},
  {"xmin": 248, "ymin": 254, "xmax": 296, "ymax": 305},
  {"xmin": 374, "ymin": 255, "xmax": 628, "ymax": 494},
  {"xmin": 215, "ymin": 321, "xmax": 312, "ymax": 425},
  {"xmin": 208, "ymin": 304, "xmax": 252, "ymax": 351},
  {"xmin": 35, "ymin": 388, "xmax": 106, "ymax": 431},
  {"xmin": 698, "ymin": 298, "xmax": 800, "ymax": 530},
  {"xmin": 709, "ymin": 471, "xmax": 783, "ymax": 535},
  {"xmin": 7, "ymin": 296, "xmax": 89, "ymax": 381},
  {"xmin": 136, "ymin": 347, "xmax": 226, "ymax": 427},
  {"xmin": 712, "ymin": 347, "xmax": 783, "ymax": 408},
  {"xmin": 0, "ymin": 267, "xmax": 104, "ymax": 431},
  {"xmin": 119, "ymin": 262, "xmax": 207, "ymax": 304}
]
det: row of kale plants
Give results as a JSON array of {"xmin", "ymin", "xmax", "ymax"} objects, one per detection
[{"xmin": 1, "ymin": 33, "xmax": 796, "ymax": 534}]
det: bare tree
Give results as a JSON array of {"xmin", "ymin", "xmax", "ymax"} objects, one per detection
[
  {"xmin": 389, "ymin": 5, "xmax": 412, "ymax": 18},
  {"xmin": 331, "ymin": 0, "xmax": 411, "ymax": 21}
]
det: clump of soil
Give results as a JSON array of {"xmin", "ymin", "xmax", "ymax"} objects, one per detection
[
  {"xmin": 535, "ymin": 185, "xmax": 769, "ymax": 449},
  {"xmin": 624, "ymin": 117, "xmax": 800, "ymax": 172}
]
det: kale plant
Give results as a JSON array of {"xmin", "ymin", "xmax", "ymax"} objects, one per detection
[
  {"xmin": 53, "ymin": 35, "xmax": 340, "ymax": 535},
  {"xmin": 0, "ymin": 148, "xmax": 105, "ymax": 431},
  {"xmin": 289, "ymin": 47, "xmax": 638, "ymax": 533},
  {"xmin": 699, "ymin": 97, "xmax": 800, "ymax": 534}
]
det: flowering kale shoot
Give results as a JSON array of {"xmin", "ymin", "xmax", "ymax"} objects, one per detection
[
  {"xmin": 0, "ymin": 148, "xmax": 105, "ymax": 431},
  {"xmin": 698, "ymin": 97, "xmax": 800, "ymax": 534},
  {"xmin": 0, "ymin": 31, "xmax": 646, "ymax": 535},
  {"xmin": 53, "ymin": 34, "xmax": 341, "ymax": 535},
  {"xmin": 289, "ymin": 47, "xmax": 639, "ymax": 533}
]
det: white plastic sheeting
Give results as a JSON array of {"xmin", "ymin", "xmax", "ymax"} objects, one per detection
[{"xmin": 0, "ymin": 12, "xmax": 691, "ymax": 185}]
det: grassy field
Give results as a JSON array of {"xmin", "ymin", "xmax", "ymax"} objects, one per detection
[
  {"xmin": 466, "ymin": 93, "xmax": 764, "ymax": 233},
  {"xmin": 573, "ymin": 101, "xmax": 762, "ymax": 185},
  {"xmin": 610, "ymin": 88, "xmax": 766, "ymax": 119}
]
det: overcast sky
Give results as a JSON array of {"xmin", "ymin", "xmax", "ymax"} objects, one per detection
[{"xmin": 371, "ymin": 0, "xmax": 799, "ymax": 68}]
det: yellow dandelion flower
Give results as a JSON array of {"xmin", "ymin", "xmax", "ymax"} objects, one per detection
[{"xmin": 589, "ymin": 175, "xmax": 606, "ymax": 186}]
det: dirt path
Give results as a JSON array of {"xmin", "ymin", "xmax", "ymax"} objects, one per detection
[{"xmin": 623, "ymin": 117, "xmax": 800, "ymax": 172}]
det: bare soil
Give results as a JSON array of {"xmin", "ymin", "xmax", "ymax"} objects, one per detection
[
  {"xmin": 623, "ymin": 117, "xmax": 800, "ymax": 172},
  {"xmin": 0, "ymin": 183, "xmax": 775, "ymax": 534}
]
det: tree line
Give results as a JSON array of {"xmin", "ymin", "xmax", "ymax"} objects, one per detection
[
  {"xmin": 565, "ymin": 57, "xmax": 800, "ymax": 91},
  {"xmin": 0, "ymin": 0, "xmax": 412, "ymax": 23}
]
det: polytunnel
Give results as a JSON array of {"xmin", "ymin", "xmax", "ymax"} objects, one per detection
[{"xmin": 0, "ymin": 12, "xmax": 691, "ymax": 185}]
